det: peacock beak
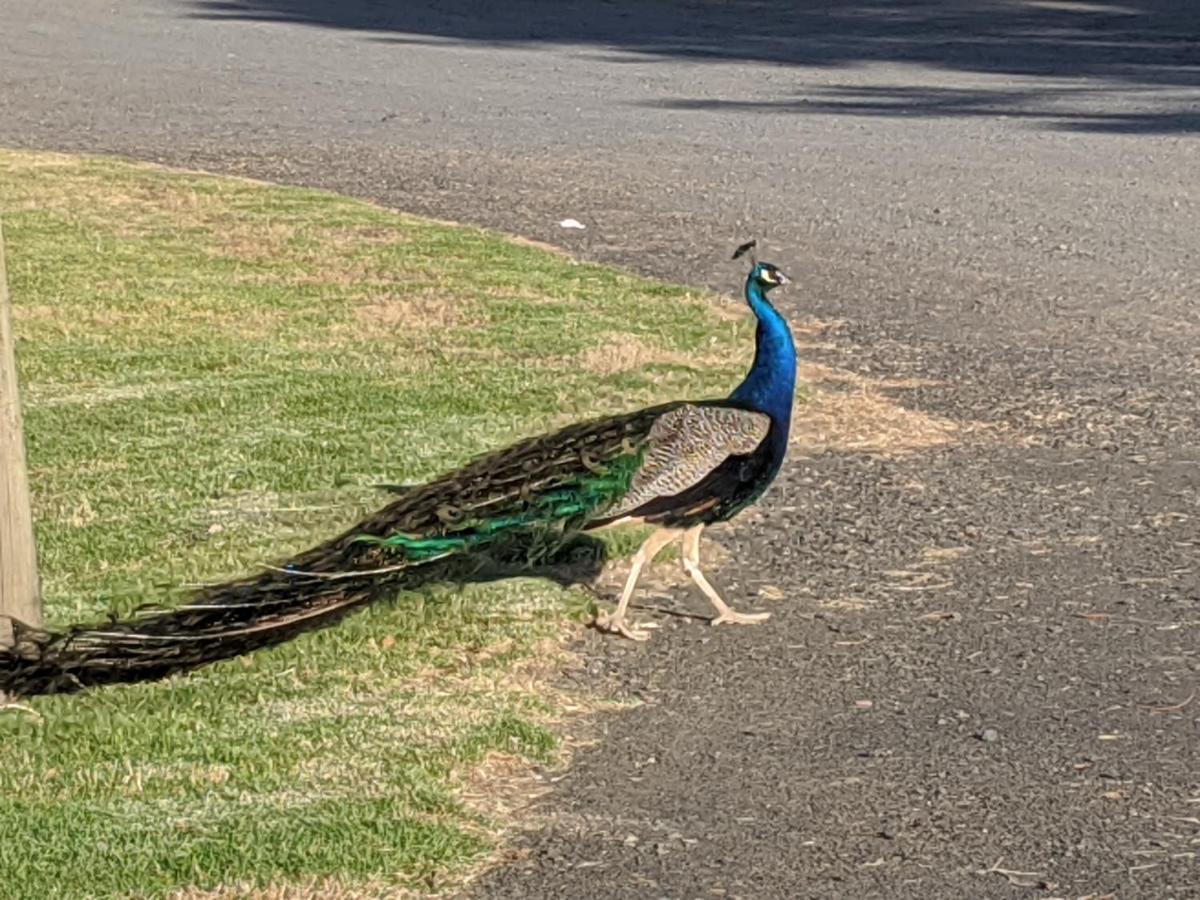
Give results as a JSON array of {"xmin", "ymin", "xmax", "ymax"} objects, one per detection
[{"xmin": 775, "ymin": 271, "xmax": 790, "ymax": 285}]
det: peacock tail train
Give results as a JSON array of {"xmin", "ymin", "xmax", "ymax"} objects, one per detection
[
  {"xmin": 0, "ymin": 402, "xmax": 676, "ymax": 697},
  {"xmin": 0, "ymin": 251, "xmax": 796, "ymax": 698}
]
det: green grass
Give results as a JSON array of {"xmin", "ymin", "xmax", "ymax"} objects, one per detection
[{"xmin": 0, "ymin": 150, "xmax": 752, "ymax": 898}]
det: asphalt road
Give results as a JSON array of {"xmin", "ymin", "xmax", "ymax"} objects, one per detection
[{"xmin": 2, "ymin": 2, "xmax": 1198, "ymax": 897}]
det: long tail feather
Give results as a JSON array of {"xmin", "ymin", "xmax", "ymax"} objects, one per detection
[
  {"xmin": 0, "ymin": 518, "xmax": 608, "ymax": 698},
  {"xmin": 1, "ymin": 562, "xmax": 406, "ymax": 697}
]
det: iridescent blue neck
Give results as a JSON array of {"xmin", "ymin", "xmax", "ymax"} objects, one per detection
[{"xmin": 729, "ymin": 277, "xmax": 796, "ymax": 439}]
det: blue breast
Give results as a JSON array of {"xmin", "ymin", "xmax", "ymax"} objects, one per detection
[{"xmin": 729, "ymin": 277, "xmax": 797, "ymax": 462}]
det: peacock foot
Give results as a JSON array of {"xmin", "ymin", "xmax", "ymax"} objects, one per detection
[
  {"xmin": 593, "ymin": 610, "xmax": 655, "ymax": 642},
  {"xmin": 711, "ymin": 609, "xmax": 771, "ymax": 627}
]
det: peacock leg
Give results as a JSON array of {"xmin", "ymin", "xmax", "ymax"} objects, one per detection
[
  {"xmin": 594, "ymin": 527, "xmax": 682, "ymax": 641},
  {"xmin": 681, "ymin": 524, "xmax": 771, "ymax": 627}
]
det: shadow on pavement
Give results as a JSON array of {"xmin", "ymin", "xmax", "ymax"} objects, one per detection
[{"xmin": 189, "ymin": 0, "xmax": 1200, "ymax": 133}]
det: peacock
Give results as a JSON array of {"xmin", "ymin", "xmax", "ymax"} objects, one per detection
[{"xmin": 0, "ymin": 241, "xmax": 796, "ymax": 697}]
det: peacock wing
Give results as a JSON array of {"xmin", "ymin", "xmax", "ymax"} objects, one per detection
[
  {"xmin": 599, "ymin": 404, "xmax": 770, "ymax": 520},
  {"xmin": 341, "ymin": 402, "xmax": 686, "ymax": 550}
]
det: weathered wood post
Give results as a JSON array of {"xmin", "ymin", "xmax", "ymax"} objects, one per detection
[{"xmin": 0, "ymin": 216, "xmax": 41, "ymax": 649}]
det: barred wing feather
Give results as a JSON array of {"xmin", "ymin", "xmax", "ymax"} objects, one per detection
[{"xmin": 601, "ymin": 405, "xmax": 770, "ymax": 520}]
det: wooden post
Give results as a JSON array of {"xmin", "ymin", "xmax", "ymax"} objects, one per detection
[{"xmin": 0, "ymin": 216, "xmax": 41, "ymax": 648}]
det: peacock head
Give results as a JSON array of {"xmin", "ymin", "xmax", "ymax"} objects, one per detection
[
  {"xmin": 750, "ymin": 261, "xmax": 789, "ymax": 292},
  {"xmin": 732, "ymin": 240, "xmax": 789, "ymax": 293}
]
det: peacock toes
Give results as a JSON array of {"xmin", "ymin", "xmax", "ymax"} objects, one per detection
[
  {"xmin": 594, "ymin": 527, "xmax": 683, "ymax": 641},
  {"xmin": 682, "ymin": 524, "xmax": 771, "ymax": 627}
]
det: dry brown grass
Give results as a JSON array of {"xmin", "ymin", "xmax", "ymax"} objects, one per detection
[
  {"xmin": 325, "ymin": 225, "xmax": 410, "ymax": 247},
  {"xmin": 506, "ymin": 234, "xmax": 573, "ymax": 257},
  {"xmin": 209, "ymin": 221, "xmax": 300, "ymax": 262},
  {"xmin": 784, "ymin": 317, "xmax": 1001, "ymax": 457},
  {"xmin": 576, "ymin": 323, "xmax": 750, "ymax": 377},
  {"xmin": 16, "ymin": 304, "xmax": 133, "ymax": 328},
  {"xmin": 16, "ymin": 298, "xmax": 291, "ymax": 345},
  {"xmin": 170, "ymin": 879, "xmax": 401, "ymax": 900},
  {"xmin": 4, "ymin": 157, "xmax": 228, "ymax": 239},
  {"xmin": 352, "ymin": 291, "xmax": 476, "ymax": 333},
  {"xmin": 791, "ymin": 360, "xmax": 967, "ymax": 456},
  {"xmin": 577, "ymin": 333, "xmax": 698, "ymax": 375},
  {"xmin": 458, "ymin": 751, "xmax": 555, "ymax": 832}
]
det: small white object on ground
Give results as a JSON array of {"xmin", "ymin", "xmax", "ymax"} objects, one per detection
[{"xmin": 559, "ymin": 218, "xmax": 586, "ymax": 229}]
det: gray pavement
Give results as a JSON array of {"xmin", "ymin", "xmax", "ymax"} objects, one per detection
[{"xmin": 1, "ymin": 2, "xmax": 1198, "ymax": 897}]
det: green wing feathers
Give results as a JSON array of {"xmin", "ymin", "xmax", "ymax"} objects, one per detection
[
  {"xmin": 331, "ymin": 401, "xmax": 770, "ymax": 565},
  {"xmin": 319, "ymin": 401, "xmax": 688, "ymax": 564}
]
